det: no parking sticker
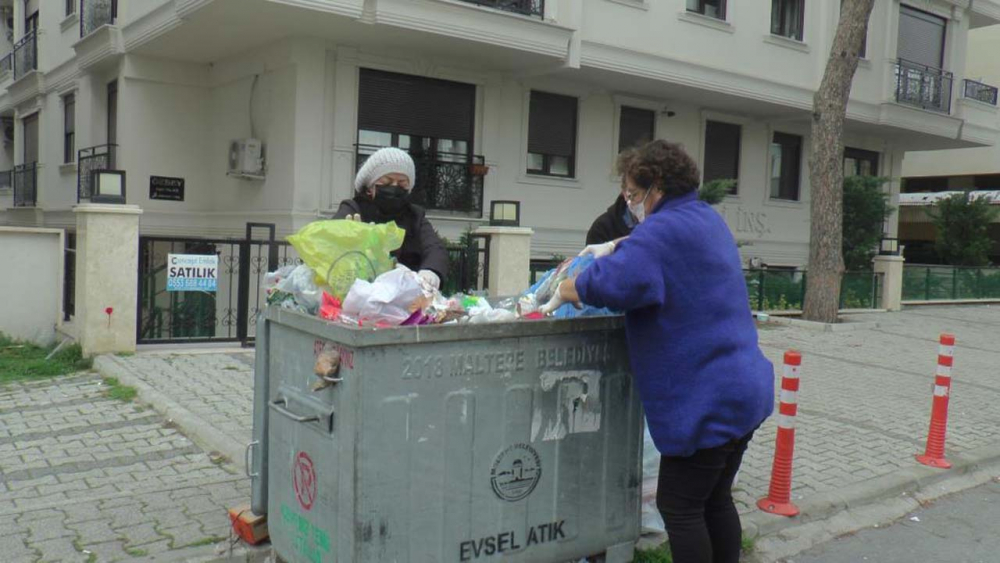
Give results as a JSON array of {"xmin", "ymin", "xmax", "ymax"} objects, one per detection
[{"xmin": 293, "ymin": 451, "xmax": 317, "ymax": 511}]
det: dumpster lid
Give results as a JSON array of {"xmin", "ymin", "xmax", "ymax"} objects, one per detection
[{"xmin": 263, "ymin": 307, "xmax": 625, "ymax": 348}]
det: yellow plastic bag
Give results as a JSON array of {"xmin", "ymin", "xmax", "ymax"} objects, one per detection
[{"xmin": 287, "ymin": 220, "xmax": 405, "ymax": 300}]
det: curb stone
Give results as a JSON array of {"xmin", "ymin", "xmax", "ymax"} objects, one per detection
[
  {"xmin": 93, "ymin": 355, "xmax": 247, "ymax": 474},
  {"xmin": 742, "ymin": 440, "xmax": 1000, "ymax": 561}
]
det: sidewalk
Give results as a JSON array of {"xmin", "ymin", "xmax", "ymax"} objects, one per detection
[
  {"xmin": 95, "ymin": 305, "xmax": 1000, "ymax": 561},
  {"xmin": 0, "ymin": 373, "xmax": 253, "ymax": 562}
]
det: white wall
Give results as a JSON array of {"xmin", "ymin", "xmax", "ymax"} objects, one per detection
[
  {"xmin": 0, "ymin": 226, "xmax": 63, "ymax": 344},
  {"xmin": 903, "ymin": 25, "xmax": 1000, "ymax": 180}
]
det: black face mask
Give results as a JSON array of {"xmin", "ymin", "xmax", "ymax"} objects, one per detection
[{"xmin": 373, "ymin": 185, "xmax": 409, "ymax": 216}]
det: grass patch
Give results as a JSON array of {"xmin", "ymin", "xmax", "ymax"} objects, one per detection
[
  {"xmin": 742, "ymin": 535, "xmax": 756, "ymax": 553},
  {"xmin": 221, "ymin": 366, "xmax": 242, "ymax": 371},
  {"xmin": 124, "ymin": 547, "xmax": 148, "ymax": 557},
  {"xmin": 184, "ymin": 536, "xmax": 227, "ymax": 548},
  {"xmin": 0, "ymin": 333, "xmax": 92, "ymax": 385},
  {"xmin": 635, "ymin": 544, "xmax": 672, "ymax": 563},
  {"xmin": 102, "ymin": 377, "xmax": 138, "ymax": 402},
  {"xmin": 115, "ymin": 351, "xmax": 135, "ymax": 358}
]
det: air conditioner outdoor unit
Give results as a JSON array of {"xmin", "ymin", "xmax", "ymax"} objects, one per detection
[{"xmin": 228, "ymin": 138, "xmax": 265, "ymax": 179}]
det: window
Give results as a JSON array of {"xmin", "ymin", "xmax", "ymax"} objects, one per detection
[
  {"xmin": 618, "ymin": 106, "xmax": 655, "ymax": 153},
  {"xmin": 703, "ymin": 121, "xmax": 741, "ymax": 194},
  {"xmin": 686, "ymin": 0, "xmax": 726, "ymax": 20},
  {"xmin": 63, "ymin": 94, "xmax": 75, "ymax": 163},
  {"xmin": 66, "ymin": 0, "xmax": 76, "ymax": 17},
  {"xmin": 107, "ymin": 80, "xmax": 118, "ymax": 147},
  {"xmin": 769, "ymin": 132, "xmax": 802, "ymax": 201},
  {"xmin": 843, "ymin": 148, "xmax": 879, "ymax": 177},
  {"xmin": 527, "ymin": 91, "xmax": 577, "ymax": 177},
  {"xmin": 897, "ymin": 5, "xmax": 946, "ymax": 69},
  {"xmin": 23, "ymin": 112, "xmax": 39, "ymax": 165},
  {"xmin": 771, "ymin": 0, "xmax": 805, "ymax": 41}
]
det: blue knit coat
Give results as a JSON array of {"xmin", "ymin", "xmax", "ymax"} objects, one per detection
[{"xmin": 577, "ymin": 191, "xmax": 774, "ymax": 456}]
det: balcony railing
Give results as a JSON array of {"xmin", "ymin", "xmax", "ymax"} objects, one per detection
[
  {"xmin": 963, "ymin": 79, "xmax": 999, "ymax": 106},
  {"xmin": 13, "ymin": 163, "xmax": 38, "ymax": 207},
  {"xmin": 0, "ymin": 169, "xmax": 11, "ymax": 191},
  {"xmin": 80, "ymin": 0, "xmax": 118, "ymax": 38},
  {"xmin": 458, "ymin": 0, "xmax": 544, "ymax": 18},
  {"xmin": 894, "ymin": 58, "xmax": 953, "ymax": 114},
  {"xmin": 356, "ymin": 144, "xmax": 485, "ymax": 215},
  {"xmin": 13, "ymin": 30, "xmax": 37, "ymax": 81},
  {"xmin": 0, "ymin": 53, "xmax": 12, "ymax": 76},
  {"xmin": 78, "ymin": 144, "xmax": 117, "ymax": 202}
]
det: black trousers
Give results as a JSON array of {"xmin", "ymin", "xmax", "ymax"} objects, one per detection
[{"xmin": 656, "ymin": 431, "xmax": 754, "ymax": 563}]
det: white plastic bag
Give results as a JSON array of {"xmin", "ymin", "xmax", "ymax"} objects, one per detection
[
  {"xmin": 641, "ymin": 425, "xmax": 665, "ymax": 533},
  {"xmin": 342, "ymin": 266, "xmax": 424, "ymax": 326}
]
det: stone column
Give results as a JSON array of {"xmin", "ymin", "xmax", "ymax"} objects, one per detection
[
  {"xmin": 873, "ymin": 255, "xmax": 905, "ymax": 311},
  {"xmin": 74, "ymin": 204, "xmax": 142, "ymax": 356},
  {"xmin": 473, "ymin": 226, "xmax": 534, "ymax": 297}
]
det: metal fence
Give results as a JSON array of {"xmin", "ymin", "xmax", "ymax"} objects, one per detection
[
  {"xmin": 902, "ymin": 264, "xmax": 1000, "ymax": 301},
  {"xmin": 443, "ymin": 234, "xmax": 490, "ymax": 295},
  {"xmin": 13, "ymin": 30, "xmax": 36, "ymax": 81},
  {"xmin": 744, "ymin": 269, "xmax": 884, "ymax": 312},
  {"xmin": 963, "ymin": 78, "xmax": 999, "ymax": 106},
  {"xmin": 894, "ymin": 58, "xmax": 953, "ymax": 114},
  {"xmin": 13, "ymin": 163, "xmax": 37, "ymax": 207},
  {"xmin": 77, "ymin": 144, "xmax": 117, "ymax": 202},
  {"xmin": 458, "ymin": 0, "xmax": 544, "ymax": 17},
  {"xmin": 80, "ymin": 0, "xmax": 117, "ymax": 37}
]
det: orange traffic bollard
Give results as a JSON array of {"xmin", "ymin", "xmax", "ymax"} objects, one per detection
[
  {"xmin": 757, "ymin": 350, "xmax": 802, "ymax": 517},
  {"xmin": 916, "ymin": 333, "xmax": 956, "ymax": 469}
]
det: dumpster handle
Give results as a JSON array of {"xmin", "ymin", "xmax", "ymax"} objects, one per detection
[
  {"xmin": 245, "ymin": 440, "xmax": 260, "ymax": 478},
  {"xmin": 270, "ymin": 397, "xmax": 321, "ymax": 424}
]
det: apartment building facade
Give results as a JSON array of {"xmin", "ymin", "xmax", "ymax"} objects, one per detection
[{"xmin": 0, "ymin": 0, "xmax": 997, "ymax": 268}]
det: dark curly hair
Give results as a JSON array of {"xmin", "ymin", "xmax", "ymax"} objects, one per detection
[
  {"xmin": 616, "ymin": 147, "xmax": 638, "ymax": 190},
  {"xmin": 624, "ymin": 140, "xmax": 700, "ymax": 198}
]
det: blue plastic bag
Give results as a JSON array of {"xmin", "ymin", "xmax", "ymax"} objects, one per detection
[{"xmin": 524, "ymin": 255, "xmax": 618, "ymax": 318}]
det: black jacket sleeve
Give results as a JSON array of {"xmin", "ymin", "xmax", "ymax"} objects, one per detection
[
  {"xmin": 330, "ymin": 200, "xmax": 360, "ymax": 220},
  {"xmin": 586, "ymin": 212, "xmax": 616, "ymax": 245},
  {"xmin": 416, "ymin": 213, "xmax": 450, "ymax": 282}
]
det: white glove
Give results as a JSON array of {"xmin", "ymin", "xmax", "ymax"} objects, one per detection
[
  {"xmin": 417, "ymin": 269, "xmax": 441, "ymax": 291},
  {"xmin": 578, "ymin": 241, "xmax": 616, "ymax": 259},
  {"xmin": 345, "ymin": 213, "xmax": 361, "ymax": 222},
  {"xmin": 538, "ymin": 292, "xmax": 566, "ymax": 315}
]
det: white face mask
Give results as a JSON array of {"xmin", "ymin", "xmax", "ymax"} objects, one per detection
[{"xmin": 627, "ymin": 190, "xmax": 650, "ymax": 224}]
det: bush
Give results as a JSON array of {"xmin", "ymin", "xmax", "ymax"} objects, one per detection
[
  {"xmin": 842, "ymin": 176, "xmax": 893, "ymax": 271},
  {"xmin": 931, "ymin": 191, "xmax": 999, "ymax": 267}
]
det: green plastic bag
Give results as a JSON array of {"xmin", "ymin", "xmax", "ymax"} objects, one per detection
[{"xmin": 287, "ymin": 220, "xmax": 405, "ymax": 300}]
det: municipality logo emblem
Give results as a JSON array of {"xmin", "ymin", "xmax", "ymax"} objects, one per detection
[{"xmin": 490, "ymin": 443, "xmax": 541, "ymax": 502}]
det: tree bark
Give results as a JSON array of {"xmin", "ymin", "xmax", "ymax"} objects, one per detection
[{"xmin": 803, "ymin": 0, "xmax": 876, "ymax": 323}]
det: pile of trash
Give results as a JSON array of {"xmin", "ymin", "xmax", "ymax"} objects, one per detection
[{"xmin": 263, "ymin": 219, "xmax": 618, "ymax": 328}]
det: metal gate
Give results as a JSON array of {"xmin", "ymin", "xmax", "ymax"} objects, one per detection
[{"xmin": 137, "ymin": 223, "xmax": 300, "ymax": 345}]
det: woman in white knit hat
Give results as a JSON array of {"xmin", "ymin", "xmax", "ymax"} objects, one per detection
[{"xmin": 332, "ymin": 147, "xmax": 448, "ymax": 290}]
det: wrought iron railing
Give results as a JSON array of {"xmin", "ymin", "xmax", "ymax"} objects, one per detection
[
  {"xmin": 894, "ymin": 58, "xmax": 953, "ymax": 114},
  {"xmin": 355, "ymin": 144, "xmax": 485, "ymax": 215},
  {"xmin": 0, "ymin": 53, "xmax": 12, "ymax": 76},
  {"xmin": 77, "ymin": 144, "xmax": 117, "ymax": 202},
  {"xmin": 13, "ymin": 30, "xmax": 37, "ymax": 81},
  {"xmin": 0, "ymin": 169, "xmax": 11, "ymax": 191},
  {"xmin": 963, "ymin": 79, "xmax": 999, "ymax": 106},
  {"xmin": 80, "ymin": 0, "xmax": 118, "ymax": 37},
  {"xmin": 458, "ymin": 0, "xmax": 544, "ymax": 18},
  {"xmin": 13, "ymin": 163, "xmax": 38, "ymax": 207}
]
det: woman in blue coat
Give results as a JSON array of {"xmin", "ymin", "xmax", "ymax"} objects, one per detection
[{"xmin": 548, "ymin": 140, "xmax": 774, "ymax": 563}]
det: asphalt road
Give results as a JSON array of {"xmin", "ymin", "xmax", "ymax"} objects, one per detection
[{"xmin": 788, "ymin": 478, "xmax": 1000, "ymax": 563}]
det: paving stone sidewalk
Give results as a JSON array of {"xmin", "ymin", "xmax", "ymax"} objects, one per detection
[
  {"xmin": 0, "ymin": 374, "xmax": 250, "ymax": 562},
  {"xmin": 97, "ymin": 306, "xmax": 1000, "ymax": 541}
]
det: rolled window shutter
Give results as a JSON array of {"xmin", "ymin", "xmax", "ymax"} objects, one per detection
[
  {"xmin": 898, "ymin": 6, "xmax": 946, "ymax": 69},
  {"xmin": 618, "ymin": 106, "xmax": 655, "ymax": 152},
  {"xmin": 528, "ymin": 91, "xmax": 578, "ymax": 157},
  {"xmin": 703, "ymin": 121, "xmax": 741, "ymax": 183},
  {"xmin": 358, "ymin": 69, "xmax": 476, "ymax": 141}
]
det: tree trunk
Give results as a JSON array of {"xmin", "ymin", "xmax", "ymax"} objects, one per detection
[{"xmin": 803, "ymin": 0, "xmax": 876, "ymax": 323}]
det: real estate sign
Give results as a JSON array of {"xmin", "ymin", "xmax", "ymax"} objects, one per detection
[{"xmin": 166, "ymin": 254, "xmax": 218, "ymax": 292}]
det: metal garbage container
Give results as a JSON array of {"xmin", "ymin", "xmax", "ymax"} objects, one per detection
[{"xmin": 249, "ymin": 307, "xmax": 643, "ymax": 563}]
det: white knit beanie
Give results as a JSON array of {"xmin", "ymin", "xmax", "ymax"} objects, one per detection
[{"xmin": 354, "ymin": 147, "xmax": 416, "ymax": 193}]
